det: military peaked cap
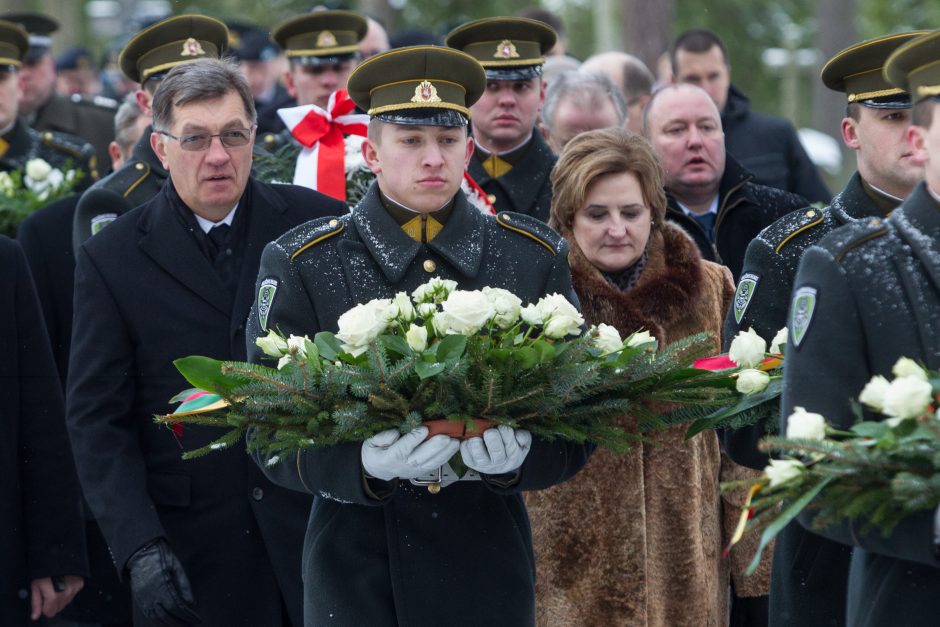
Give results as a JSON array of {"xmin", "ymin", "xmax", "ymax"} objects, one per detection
[
  {"xmin": 0, "ymin": 12, "xmax": 56, "ymax": 61},
  {"xmin": 0, "ymin": 20, "xmax": 28, "ymax": 68},
  {"xmin": 120, "ymin": 14, "xmax": 228, "ymax": 85},
  {"xmin": 885, "ymin": 30, "xmax": 940, "ymax": 103},
  {"xmin": 821, "ymin": 32, "xmax": 927, "ymax": 108},
  {"xmin": 445, "ymin": 16, "xmax": 556, "ymax": 81},
  {"xmin": 272, "ymin": 10, "xmax": 367, "ymax": 66},
  {"xmin": 347, "ymin": 45, "xmax": 485, "ymax": 127}
]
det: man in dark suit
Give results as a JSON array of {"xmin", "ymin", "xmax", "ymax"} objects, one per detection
[
  {"xmin": 66, "ymin": 57, "xmax": 346, "ymax": 626},
  {"xmin": 446, "ymin": 17, "xmax": 558, "ymax": 222},
  {"xmin": 247, "ymin": 45, "xmax": 592, "ymax": 627},
  {"xmin": 782, "ymin": 30, "xmax": 940, "ymax": 627},
  {"xmin": 0, "ymin": 235, "xmax": 87, "ymax": 626}
]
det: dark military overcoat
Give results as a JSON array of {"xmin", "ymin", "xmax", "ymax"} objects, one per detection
[
  {"xmin": 246, "ymin": 183, "xmax": 592, "ymax": 627},
  {"xmin": 467, "ymin": 131, "xmax": 555, "ymax": 223},
  {"xmin": 0, "ymin": 235, "xmax": 87, "ymax": 627},
  {"xmin": 67, "ymin": 177, "xmax": 347, "ymax": 626},
  {"xmin": 720, "ymin": 172, "xmax": 896, "ymax": 627},
  {"xmin": 0, "ymin": 118, "xmax": 96, "ymax": 185},
  {"xmin": 782, "ymin": 181, "xmax": 940, "ymax": 627},
  {"xmin": 31, "ymin": 91, "xmax": 116, "ymax": 177}
]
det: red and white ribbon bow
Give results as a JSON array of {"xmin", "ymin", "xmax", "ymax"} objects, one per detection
[{"xmin": 278, "ymin": 89, "xmax": 369, "ymax": 201}]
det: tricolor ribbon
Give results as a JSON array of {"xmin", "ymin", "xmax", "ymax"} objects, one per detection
[{"xmin": 278, "ymin": 89, "xmax": 369, "ymax": 201}]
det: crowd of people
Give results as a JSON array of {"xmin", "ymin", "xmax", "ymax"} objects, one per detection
[{"xmin": 2, "ymin": 5, "xmax": 939, "ymax": 627}]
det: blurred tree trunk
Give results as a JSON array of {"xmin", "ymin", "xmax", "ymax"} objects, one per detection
[
  {"xmin": 812, "ymin": 0, "xmax": 857, "ymax": 142},
  {"xmin": 620, "ymin": 0, "xmax": 673, "ymax": 72}
]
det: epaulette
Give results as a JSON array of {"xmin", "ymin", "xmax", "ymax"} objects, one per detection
[
  {"xmin": 495, "ymin": 211, "xmax": 561, "ymax": 255},
  {"xmin": 759, "ymin": 206, "xmax": 827, "ymax": 254},
  {"xmin": 102, "ymin": 160, "xmax": 153, "ymax": 197},
  {"xmin": 832, "ymin": 216, "xmax": 889, "ymax": 263},
  {"xmin": 39, "ymin": 130, "xmax": 94, "ymax": 161},
  {"xmin": 70, "ymin": 93, "xmax": 119, "ymax": 111},
  {"xmin": 289, "ymin": 216, "xmax": 346, "ymax": 261}
]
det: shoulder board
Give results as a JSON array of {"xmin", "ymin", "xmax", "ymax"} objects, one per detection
[
  {"xmin": 290, "ymin": 216, "xmax": 346, "ymax": 261},
  {"xmin": 758, "ymin": 206, "xmax": 826, "ymax": 254},
  {"xmin": 70, "ymin": 93, "xmax": 119, "ymax": 110},
  {"xmin": 495, "ymin": 211, "xmax": 561, "ymax": 255},
  {"xmin": 832, "ymin": 217, "xmax": 889, "ymax": 263},
  {"xmin": 39, "ymin": 130, "xmax": 93, "ymax": 160},
  {"xmin": 102, "ymin": 160, "xmax": 152, "ymax": 197}
]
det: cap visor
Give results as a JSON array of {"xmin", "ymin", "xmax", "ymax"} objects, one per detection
[
  {"xmin": 484, "ymin": 65, "xmax": 542, "ymax": 81},
  {"xmin": 375, "ymin": 109, "xmax": 468, "ymax": 127}
]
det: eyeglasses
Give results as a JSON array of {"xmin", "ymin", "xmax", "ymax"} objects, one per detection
[{"xmin": 157, "ymin": 127, "xmax": 254, "ymax": 151}]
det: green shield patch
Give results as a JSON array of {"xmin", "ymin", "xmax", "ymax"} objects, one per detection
[
  {"xmin": 91, "ymin": 213, "xmax": 118, "ymax": 236},
  {"xmin": 790, "ymin": 286, "xmax": 817, "ymax": 347},
  {"xmin": 257, "ymin": 278, "xmax": 278, "ymax": 331},
  {"xmin": 733, "ymin": 272, "xmax": 759, "ymax": 324}
]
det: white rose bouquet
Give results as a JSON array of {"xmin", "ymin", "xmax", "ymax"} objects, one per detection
[
  {"xmin": 0, "ymin": 158, "xmax": 82, "ymax": 235},
  {"xmin": 723, "ymin": 357, "xmax": 940, "ymax": 575},
  {"xmin": 158, "ymin": 279, "xmax": 747, "ymax": 465}
]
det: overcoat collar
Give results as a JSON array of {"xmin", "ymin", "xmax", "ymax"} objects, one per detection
[
  {"xmin": 132, "ymin": 125, "xmax": 169, "ymax": 176},
  {"xmin": 468, "ymin": 131, "xmax": 554, "ymax": 212},
  {"xmin": 829, "ymin": 172, "xmax": 894, "ymax": 225},
  {"xmin": 350, "ymin": 183, "xmax": 485, "ymax": 284}
]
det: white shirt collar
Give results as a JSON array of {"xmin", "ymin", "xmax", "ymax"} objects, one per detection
[
  {"xmin": 867, "ymin": 182, "xmax": 904, "ymax": 204},
  {"xmin": 677, "ymin": 195, "xmax": 719, "ymax": 218},
  {"xmin": 474, "ymin": 131, "xmax": 533, "ymax": 157},
  {"xmin": 194, "ymin": 203, "xmax": 238, "ymax": 234}
]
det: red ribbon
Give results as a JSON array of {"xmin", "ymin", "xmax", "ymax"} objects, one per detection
[{"xmin": 288, "ymin": 89, "xmax": 368, "ymax": 201}]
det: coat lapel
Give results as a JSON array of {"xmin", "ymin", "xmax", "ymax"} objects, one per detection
[
  {"xmin": 428, "ymin": 194, "xmax": 485, "ymax": 278},
  {"xmin": 347, "ymin": 185, "xmax": 421, "ymax": 284},
  {"xmin": 137, "ymin": 188, "xmax": 232, "ymax": 316}
]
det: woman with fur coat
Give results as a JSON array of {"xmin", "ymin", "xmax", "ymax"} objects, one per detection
[{"xmin": 526, "ymin": 128, "xmax": 766, "ymax": 626}]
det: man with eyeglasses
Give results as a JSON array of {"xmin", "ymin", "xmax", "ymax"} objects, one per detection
[{"xmin": 66, "ymin": 57, "xmax": 346, "ymax": 627}]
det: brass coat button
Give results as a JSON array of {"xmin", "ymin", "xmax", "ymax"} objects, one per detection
[
  {"xmin": 135, "ymin": 162, "xmax": 145, "ymax": 170},
  {"xmin": 423, "ymin": 259, "xmax": 436, "ymax": 273}
]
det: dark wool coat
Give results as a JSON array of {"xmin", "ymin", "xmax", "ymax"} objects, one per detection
[
  {"xmin": 246, "ymin": 184, "xmax": 592, "ymax": 627},
  {"xmin": 782, "ymin": 182, "xmax": 940, "ymax": 627},
  {"xmin": 0, "ymin": 236, "xmax": 87, "ymax": 626},
  {"xmin": 31, "ymin": 91, "xmax": 116, "ymax": 176},
  {"xmin": 666, "ymin": 153, "xmax": 810, "ymax": 282},
  {"xmin": 722, "ymin": 85, "xmax": 831, "ymax": 205},
  {"xmin": 66, "ymin": 177, "xmax": 347, "ymax": 626},
  {"xmin": 525, "ymin": 223, "xmax": 769, "ymax": 627}
]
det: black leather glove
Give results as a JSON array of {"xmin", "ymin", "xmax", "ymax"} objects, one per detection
[{"xmin": 127, "ymin": 539, "xmax": 201, "ymax": 626}]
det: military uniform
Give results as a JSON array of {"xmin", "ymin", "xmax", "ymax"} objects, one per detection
[
  {"xmin": 29, "ymin": 91, "xmax": 115, "ymax": 176},
  {"xmin": 0, "ymin": 117, "xmax": 96, "ymax": 181},
  {"xmin": 247, "ymin": 45, "xmax": 592, "ymax": 627},
  {"xmin": 781, "ymin": 32, "xmax": 940, "ymax": 627},
  {"xmin": 446, "ymin": 18, "xmax": 558, "ymax": 223}
]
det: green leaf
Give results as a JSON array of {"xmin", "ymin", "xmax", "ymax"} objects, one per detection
[
  {"xmin": 531, "ymin": 339, "xmax": 557, "ymax": 363},
  {"xmin": 173, "ymin": 356, "xmax": 246, "ymax": 395},
  {"xmin": 436, "ymin": 335, "xmax": 468, "ymax": 362},
  {"xmin": 378, "ymin": 334, "xmax": 412, "ymax": 357},
  {"xmin": 851, "ymin": 421, "xmax": 890, "ymax": 439},
  {"xmin": 415, "ymin": 360, "xmax": 445, "ymax": 380},
  {"xmin": 315, "ymin": 332, "xmax": 342, "ymax": 361},
  {"xmin": 746, "ymin": 476, "xmax": 833, "ymax": 575},
  {"xmin": 485, "ymin": 348, "xmax": 512, "ymax": 365},
  {"xmin": 304, "ymin": 338, "xmax": 321, "ymax": 372},
  {"xmin": 511, "ymin": 346, "xmax": 539, "ymax": 369}
]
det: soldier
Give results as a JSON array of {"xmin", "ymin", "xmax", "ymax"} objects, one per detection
[
  {"xmin": 254, "ymin": 10, "xmax": 368, "ymax": 196},
  {"xmin": 66, "ymin": 57, "xmax": 347, "ymax": 626},
  {"xmin": 445, "ymin": 17, "xmax": 557, "ymax": 222},
  {"xmin": 722, "ymin": 32, "xmax": 927, "ymax": 627},
  {"xmin": 0, "ymin": 20, "xmax": 95, "ymax": 186},
  {"xmin": 1, "ymin": 12, "xmax": 115, "ymax": 173},
  {"xmin": 781, "ymin": 29, "xmax": 940, "ymax": 627},
  {"xmin": 246, "ymin": 45, "xmax": 592, "ymax": 626},
  {"xmin": 72, "ymin": 15, "xmax": 229, "ymax": 249},
  {"xmin": 228, "ymin": 22, "xmax": 294, "ymax": 135}
]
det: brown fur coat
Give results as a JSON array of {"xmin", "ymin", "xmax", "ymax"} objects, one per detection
[{"xmin": 525, "ymin": 223, "xmax": 767, "ymax": 627}]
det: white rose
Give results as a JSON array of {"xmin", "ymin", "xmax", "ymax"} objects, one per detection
[
  {"xmin": 482, "ymin": 287, "xmax": 522, "ymax": 329},
  {"xmin": 882, "ymin": 375, "xmax": 933, "ymax": 420},
  {"xmin": 625, "ymin": 329, "xmax": 656, "ymax": 348},
  {"xmin": 859, "ymin": 375, "xmax": 890, "ymax": 411},
  {"xmin": 520, "ymin": 303, "xmax": 544, "ymax": 326},
  {"xmin": 277, "ymin": 355, "xmax": 293, "ymax": 370},
  {"xmin": 440, "ymin": 290, "xmax": 494, "ymax": 335},
  {"xmin": 592, "ymin": 323, "xmax": 623, "ymax": 353},
  {"xmin": 255, "ymin": 330, "xmax": 289, "ymax": 357},
  {"xmin": 411, "ymin": 282, "xmax": 432, "ymax": 304},
  {"xmin": 25, "ymin": 158, "xmax": 52, "ymax": 182},
  {"xmin": 336, "ymin": 302, "xmax": 389, "ymax": 356},
  {"xmin": 728, "ymin": 327, "xmax": 767, "ymax": 368},
  {"xmin": 0, "ymin": 171, "xmax": 14, "ymax": 195},
  {"xmin": 785, "ymin": 406, "xmax": 827, "ymax": 440},
  {"xmin": 736, "ymin": 369, "xmax": 770, "ymax": 395},
  {"xmin": 412, "ymin": 278, "xmax": 459, "ymax": 304},
  {"xmin": 405, "ymin": 324, "xmax": 428, "ymax": 352},
  {"xmin": 770, "ymin": 327, "xmax": 788, "ymax": 354},
  {"xmin": 892, "ymin": 357, "xmax": 927, "ymax": 381},
  {"xmin": 764, "ymin": 459, "xmax": 805, "ymax": 488},
  {"xmin": 286, "ymin": 335, "xmax": 310, "ymax": 359},
  {"xmin": 537, "ymin": 293, "xmax": 584, "ymax": 338},
  {"xmin": 416, "ymin": 302, "xmax": 437, "ymax": 319},
  {"xmin": 391, "ymin": 292, "xmax": 416, "ymax": 323}
]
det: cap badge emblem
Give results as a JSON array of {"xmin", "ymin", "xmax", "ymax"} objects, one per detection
[
  {"xmin": 411, "ymin": 80, "xmax": 442, "ymax": 104},
  {"xmin": 180, "ymin": 38, "xmax": 205, "ymax": 57},
  {"xmin": 317, "ymin": 30, "xmax": 338, "ymax": 48},
  {"xmin": 494, "ymin": 39, "xmax": 520, "ymax": 59}
]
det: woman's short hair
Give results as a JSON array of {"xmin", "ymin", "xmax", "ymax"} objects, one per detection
[
  {"xmin": 151, "ymin": 57, "xmax": 257, "ymax": 132},
  {"xmin": 549, "ymin": 127, "xmax": 666, "ymax": 233}
]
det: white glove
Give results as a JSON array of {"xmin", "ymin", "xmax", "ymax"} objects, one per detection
[
  {"xmin": 460, "ymin": 425, "xmax": 532, "ymax": 475},
  {"xmin": 361, "ymin": 427, "xmax": 459, "ymax": 481}
]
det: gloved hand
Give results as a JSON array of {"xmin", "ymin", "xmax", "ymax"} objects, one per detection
[
  {"xmin": 460, "ymin": 425, "xmax": 532, "ymax": 475},
  {"xmin": 361, "ymin": 427, "xmax": 459, "ymax": 481},
  {"xmin": 127, "ymin": 539, "xmax": 201, "ymax": 626}
]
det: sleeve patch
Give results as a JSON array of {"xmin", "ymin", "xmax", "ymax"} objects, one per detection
[
  {"xmin": 789, "ymin": 286, "xmax": 817, "ymax": 347},
  {"xmin": 257, "ymin": 278, "xmax": 279, "ymax": 331},
  {"xmin": 733, "ymin": 272, "xmax": 759, "ymax": 324}
]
